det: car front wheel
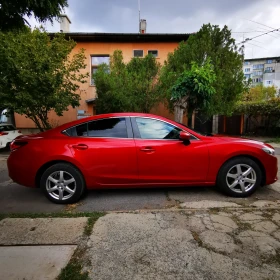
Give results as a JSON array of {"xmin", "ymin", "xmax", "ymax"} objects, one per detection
[
  {"xmin": 217, "ymin": 157, "xmax": 262, "ymax": 197},
  {"xmin": 40, "ymin": 163, "xmax": 85, "ymax": 204}
]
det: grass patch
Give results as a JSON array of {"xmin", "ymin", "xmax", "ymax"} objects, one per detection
[
  {"xmin": 84, "ymin": 216, "xmax": 101, "ymax": 236},
  {"xmin": 0, "ymin": 211, "xmax": 105, "ymax": 221},
  {"xmin": 57, "ymin": 254, "xmax": 89, "ymax": 280}
]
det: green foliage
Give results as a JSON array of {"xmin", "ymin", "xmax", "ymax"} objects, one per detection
[
  {"xmin": 242, "ymin": 84, "xmax": 277, "ymax": 102},
  {"xmin": 171, "ymin": 60, "xmax": 216, "ymax": 112},
  {"xmin": 0, "ymin": 28, "xmax": 88, "ymax": 131},
  {"xmin": 94, "ymin": 50, "xmax": 161, "ymax": 113},
  {"xmin": 160, "ymin": 23, "xmax": 247, "ymax": 116},
  {"xmin": 235, "ymin": 98, "xmax": 280, "ymax": 116},
  {"xmin": 0, "ymin": 0, "xmax": 68, "ymax": 31}
]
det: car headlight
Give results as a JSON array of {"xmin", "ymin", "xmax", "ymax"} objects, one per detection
[{"xmin": 262, "ymin": 147, "xmax": 275, "ymax": 156}]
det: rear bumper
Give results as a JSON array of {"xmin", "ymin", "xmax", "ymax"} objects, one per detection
[{"xmin": 7, "ymin": 152, "xmax": 37, "ymax": 188}]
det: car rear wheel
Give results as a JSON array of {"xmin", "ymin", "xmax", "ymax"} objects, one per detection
[
  {"xmin": 217, "ymin": 157, "xmax": 262, "ymax": 197},
  {"xmin": 40, "ymin": 163, "xmax": 85, "ymax": 204}
]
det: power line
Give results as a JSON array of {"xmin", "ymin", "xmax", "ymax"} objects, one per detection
[
  {"xmin": 242, "ymin": 18, "xmax": 280, "ymax": 34},
  {"xmin": 240, "ymin": 27, "xmax": 280, "ymax": 44}
]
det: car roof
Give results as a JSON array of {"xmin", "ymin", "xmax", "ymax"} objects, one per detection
[{"xmin": 53, "ymin": 113, "xmax": 161, "ymax": 131}]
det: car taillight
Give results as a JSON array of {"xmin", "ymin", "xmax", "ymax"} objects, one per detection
[
  {"xmin": 0, "ymin": 132, "xmax": 8, "ymax": 136},
  {"xmin": 10, "ymin": 140, "xmax": 28, "ymax": 151}
]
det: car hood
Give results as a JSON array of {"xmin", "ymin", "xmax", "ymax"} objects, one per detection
[{"xmin": 211, "ymin": 135, "xmax": 272, "ymax": 148}]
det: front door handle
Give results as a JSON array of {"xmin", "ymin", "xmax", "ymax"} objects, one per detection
[
  {"xmin": 72, "ymin": 144, "xmax": 88, "ymax": 150},
  {"xmin": 140, "ymin": 147, "xmax": 155, "ymax": 153}
]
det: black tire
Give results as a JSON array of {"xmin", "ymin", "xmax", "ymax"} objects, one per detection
[
  {"xmin": 40, "ymin": 163, "xmax": 85, "ymax": 204},
  {"xmin": 217, "ymin": 157, "xmax": 262, "ymax": 197}
]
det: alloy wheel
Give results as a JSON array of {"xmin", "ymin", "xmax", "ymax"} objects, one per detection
[
  {"xmin": 46, "ymin": 170, "xmax": 76, "ymax": 201},
  {"xmin": 226, "ymin": 164, "xmax": 257, "ymax": 194}
]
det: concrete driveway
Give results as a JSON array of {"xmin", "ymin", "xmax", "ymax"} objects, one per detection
[{"xmin": 0, "ymin": 147, "xmax": 280, "ymax": 213}]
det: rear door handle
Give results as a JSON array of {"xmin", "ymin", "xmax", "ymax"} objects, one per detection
[
  {"xmin": 72, "ymin": 144, "xmax": 88, "ymax": 150},
  {"xmin": 140, "ymin": 147, "xmax": 155, "ymax": 153}
]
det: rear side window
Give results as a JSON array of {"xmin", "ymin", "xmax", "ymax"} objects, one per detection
[
  {"xmin": 0, "ymin": 125, "xmax": 15, "ymax": 132},
  {"xmin": 64, "ymin": 118, "xmax": 128, "ymax": 138}
]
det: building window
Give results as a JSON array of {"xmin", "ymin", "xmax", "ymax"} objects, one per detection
[
  {"xmin": 148, "ymin": 50, "xmax": 158, "ymax": 57},
  {"xmin": 133, "ymin": 50, "xmax": 144, "ymax": 57},
  {"xmin": 253, "ymin": 64, "xmax": 264, "ymax": 69},
  {"xmin": 244, "ymin": 68, "xmax": 250, "ymax": 72},
  {"xmin": 267, "ymin": 59, "xmax": 273, "ymax": 64},
  {"xmin": 244, "ymin": 74, "xmax": 251, "ymax": 79},
  {"xmin": 265, "ymin": 67, "xmax": 273, "ymax": 73},
  {"xmin": 253, "ymin": 78, "xmax": 263, "ymax": 83},
  {"xmin": 244, "ymin": 61, "xmax": 250, "ymax": 65},
  {"xmin": 266, "ymin": 80, "xmax": 273, "ymax": 85},
  {"xmin": 253, "ymin": 71, "xmax": 263, "ymax": 76},
  {"xmin": 91, "ymin": 55, "xmax": 110, "ymax": 85}
]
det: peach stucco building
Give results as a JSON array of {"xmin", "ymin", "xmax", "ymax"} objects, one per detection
[{"xmin": 15, "ymin": 32, "xmax": 190, "ymax": 132}]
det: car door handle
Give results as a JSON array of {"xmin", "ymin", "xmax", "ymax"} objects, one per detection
[
  {"xmin": 140, "ymin": 147, "xmax": 155, "ymax": 153},
  {"xmin": 72, "ymin": 144, "xmax": 88, "ymax": 150}
]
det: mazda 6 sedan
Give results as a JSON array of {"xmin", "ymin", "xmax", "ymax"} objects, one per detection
[{"xmin": 7, "ymin": 113, "xmax": 278, "ymax": 204}]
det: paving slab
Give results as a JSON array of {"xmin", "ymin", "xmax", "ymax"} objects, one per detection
[
  {"xmin": 86, "ymin": 212, "xmax": 280, "ymax": 280},
  {"xmin": 0, "ymin": 218, "xmax": 87, "ymax": 245},
  {"xmin": 0, "ymin": 245, "xmax": 76, "ymax": 280},
  {"xmin": 210, "ymin": 214, "xmax": 238, "ymax": 233},
  {"xmin": 250, "ymin": 200, "xmax": 280, "ymax": 207},
  {"xmin": 180, "ymin": 200, "xmax": 241, "ymax": 209}
]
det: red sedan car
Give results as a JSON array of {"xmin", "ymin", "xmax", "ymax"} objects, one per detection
[{"xmin": 7, "ymin": 113, "xmax": 278, "ymax": 204}]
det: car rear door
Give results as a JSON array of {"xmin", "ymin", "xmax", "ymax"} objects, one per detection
[
  {"xmin": 66, "ymin": 117, "xmax": 138, "ymax": 187},
  {"xmin": 131, "ymin": 117, "xmax": 209, "ymax": 185}
]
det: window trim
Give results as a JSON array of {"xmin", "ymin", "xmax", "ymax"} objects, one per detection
[
  {"xmin": 130, "ymin": 116, "xmax": 199, "ymax": 140},
  {"xmin": 62, "ymin": 117, "xmax": 133, "ymax": 139},
  {"xmin": 133, "ymin": 49, "xmax": 144, "ymax": 58}
]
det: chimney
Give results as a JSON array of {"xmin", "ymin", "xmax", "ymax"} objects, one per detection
[
  {"xmin": 60, "ymin": 14, "xmax": 71, "ymax": 33},
  {"xmin": 139, "ymin": 19, "xmax": 147, "ymax": 34}
]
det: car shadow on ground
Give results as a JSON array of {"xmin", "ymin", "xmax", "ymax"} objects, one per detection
[{"xmin": 0, "ymin": 181, "xmax": 279, "ymax": 213}]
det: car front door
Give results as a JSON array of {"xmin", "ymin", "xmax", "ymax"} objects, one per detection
[
  {"xmin": 132, "ymin": 117, "xmax": 209, "ymax": 185},
  {"xmin": 67, "ymin": 117, "xmax": 138, "ymax": 187}
]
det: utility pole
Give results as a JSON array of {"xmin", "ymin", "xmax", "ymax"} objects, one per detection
[{"xmin": 138, "ymin": 0, "xmax": 141, "ymax": 33}]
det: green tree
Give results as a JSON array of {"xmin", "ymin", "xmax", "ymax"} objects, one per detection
[
  {"xmin": 160, "ymin": 23, "xmax": 248, "ymax": 119},
  {"xmin": 0, "ymin": 28, "xmax": 88, "ymax": 131},
  {"xmin": 94, "ymin": 50, "xmax": 161, "ymax": 113},
  {"xmin": 171, "ymin": 60, "xmax": 216, "ymax": 123},
  {"xmin": 242, "ymin": 84, "xmax": 277, "ymax": 102},
  {"xmin": 0, "ymin": 0, "xmax": 68, "ymax": 31}
]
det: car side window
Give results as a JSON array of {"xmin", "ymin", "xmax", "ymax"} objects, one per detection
[
  {"xmin": 65, "ymin": 118, "xmax": 128, "ymax": 138},
  {"xmin": 135, "ymin": 117, "xmax": 181, "ymax": 140},
  {"xmin": 87, "ymin": 118, "xmax": 127, "ymax": 138}
]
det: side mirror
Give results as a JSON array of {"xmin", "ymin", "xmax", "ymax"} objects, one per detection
[{"xmin": 179, "ymin": 131, "xmax": 191, "ymax": 141}]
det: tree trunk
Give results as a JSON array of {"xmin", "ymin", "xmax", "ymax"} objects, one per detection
[
  {"xmin": 174, "ymin": 105, "xmax": 184, "ymax": 123},
  {"xmin": 173, "ymin": 96, "xmax": 188, "ymax": 124}
]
